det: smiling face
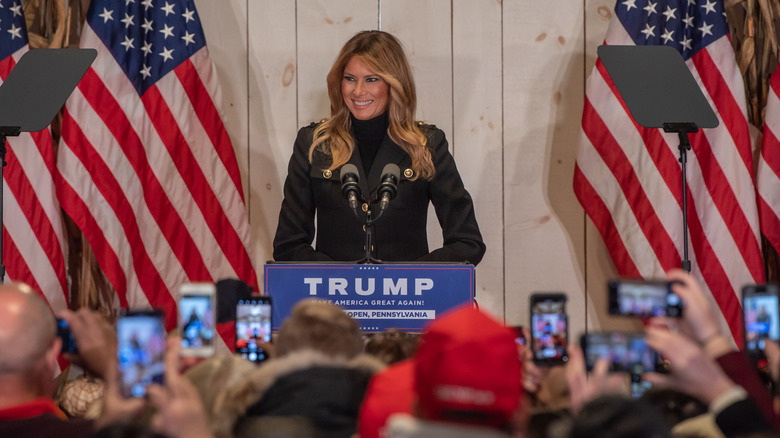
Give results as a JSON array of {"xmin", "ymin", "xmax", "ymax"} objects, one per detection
[{"xmin": 341, "ymin": 55, "xmax": 390, "ymax": 120}]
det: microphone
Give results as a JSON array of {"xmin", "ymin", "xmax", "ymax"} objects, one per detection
[
  {"xmin": 340, "ymin": 164, "xmax": 361, "ymax": 210},
  {"xmin": 378, "ymin": 163, "xmax": 400, "ymax": 211}
]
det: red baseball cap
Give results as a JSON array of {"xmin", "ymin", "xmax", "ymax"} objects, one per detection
[
  {"xmin": 414, "ymin": 305, "xmax": 523, "ymax": 428},
  {"xmin": 358, "ymin": 359, "xmax": 416, "ymax": 438}
]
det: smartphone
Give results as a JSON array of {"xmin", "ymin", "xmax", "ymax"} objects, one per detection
[
  {"xmin": 742, "ymin": 284, "xmax": 780, "ymax": 360},
  {"xmin": 117, "ymin": 310, "xmax": 166, "ymax": 398},
  {"xmin": 581, "ymin": 331, "xmax": 661, "ymax": 398},
  {"xmin": 608, "ymin": 279, "xmax": 683, "ymax": 318},
  {"xmin": 235, "ymin": 296, "xmax": 272, "ymax": 364},
  {"xmin": 580, "ymin": 331, "xmax": 660, "ymax": 375},
  {"xmin": 56, "ymin": 318, "xmax": 78, "ymax": 354},
  {"xmin": 178, "ymin": 283, "xmax": 216, "ymax": 357},
  {"xmin": 529, "ymin": 293, "xmax": 569, "ymax": 365}
]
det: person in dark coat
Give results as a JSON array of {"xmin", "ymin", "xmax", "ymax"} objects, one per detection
[
  {"xmin": 205, "ymin": 299, "xmax": 385, "ymax": 438},
  {"xmin": 273, "ymin": 30, "xmax": 485, "ymax": 265}
]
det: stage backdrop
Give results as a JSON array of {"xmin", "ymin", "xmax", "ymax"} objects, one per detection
[{"xmin": 194, "ymin": 0, "xmax": 645, "ymax": 337}]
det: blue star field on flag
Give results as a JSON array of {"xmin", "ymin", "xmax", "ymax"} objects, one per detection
[
  {"xmin": 616, "ymin": 0, "xmax": 729, "ymax": 60},
  {"xmin": 0, "ymin": 0, "xmax": 29, "ymax": 60},
  {"xmin": 88, "ymin": 0, "xmax": 206, "ymax": 95}
]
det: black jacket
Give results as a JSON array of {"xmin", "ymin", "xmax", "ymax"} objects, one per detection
[
  {"xmin": 208, "ymin": 350, "xmax": 386, "ymax": 438},
  {"xmin": 0, "ymin": 414, "xmax": 93, "ymax": 438},
  {"xmin": 715, "ymin": 397, "xmax": 776, "ymax": 437},
  {"xmin": 273, "ymin": 122, "xmax": 486, "ymax": 264}
]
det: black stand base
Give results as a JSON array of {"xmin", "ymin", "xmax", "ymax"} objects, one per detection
[{"xmin": 357, "ymin": 258, "xmax": 382, "ymax": 264}]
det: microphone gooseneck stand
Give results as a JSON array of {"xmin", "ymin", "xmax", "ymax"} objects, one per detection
[
  {"xmin": 356, "ymin": 208, "xmax": 385, "ymax": 264},
  {"xmin": 343, "ymin": 163, "xmax": 400, "ymax": 264}
]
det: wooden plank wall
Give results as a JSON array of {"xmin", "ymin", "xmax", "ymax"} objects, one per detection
[{"xmin": 197, "ymin": 0, "xmax": 637, "ymax": 337}]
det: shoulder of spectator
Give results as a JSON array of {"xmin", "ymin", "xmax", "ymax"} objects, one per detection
[
  {"xmin": 207, "ymin": 350, "xmax": 384, "ymax": 437},
  {"xmin": 713, "ymin": 388, "xmax": 777, "ymax": 436}
]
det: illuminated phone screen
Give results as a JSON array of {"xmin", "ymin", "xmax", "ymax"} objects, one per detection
[
  {"xmin": 179, "ymin": 295, "xmax": 215, "ymax": 350},
  {"xmin": 235, "ymin": 298, "xmax": 272, "ymax": 363},
  {"xmin": 609, "ymin": 280, "xmax": 682, "ymax": 318},
  {"xmin": 530, "ymin": 295, "xmax": 568, "ymax": 364},
  {"xmin": 117, "ymin": 311, "xmax": 166, "ymax": 398},
  {"xmin": 744, "ymin": 292, "xmax": 780, "ymax": 354}
]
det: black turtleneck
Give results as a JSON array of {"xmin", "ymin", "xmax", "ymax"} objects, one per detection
[{"xmin": 352, "ymin": 112, "xmax": 388, "ymax": 175}]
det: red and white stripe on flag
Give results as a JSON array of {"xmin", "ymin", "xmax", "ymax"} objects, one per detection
[
  {"xmin": 574, "ymin": 0, "xmax": 764, "ymax": 345},
  {"xmin": 0, "ymin": 49, "xmax": 68, "ymax": 313},
  {"xmin": 758, "ymin": 66, "xmax": 780, "ymax": 256},
  {"xmin": 57, "ymin": 0, "xmax": 258, "ymax": 352}
]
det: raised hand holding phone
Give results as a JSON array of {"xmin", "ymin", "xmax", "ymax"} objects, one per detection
[
  {"xmin": 643, "ymin": 326, "xmax": 736, "ymax": 405},
  {"xmin": 59, "ymin": 308, "xmax": 117, "ymax": 378},
  {"xmin": 663, "ymin": 269, "xmax": 726, "ymax": 352},
  {"xmin": 565, "ymin": 344, "xmax": 625, "ymax": 414}
]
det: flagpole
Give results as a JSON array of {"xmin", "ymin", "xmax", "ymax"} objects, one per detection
[{"xmin": 0, "ymin": 126, "xmax": 20, "ymax": 283}]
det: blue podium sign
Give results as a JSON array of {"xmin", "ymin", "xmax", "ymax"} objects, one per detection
[{"xmin": 263, "ymin": 263, "xmax": 475, "ymax": 332}]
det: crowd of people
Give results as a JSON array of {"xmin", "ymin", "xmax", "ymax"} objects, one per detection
[{"xmin": 0, "ymin": 269, "xmax": 779, "ymax": 437}]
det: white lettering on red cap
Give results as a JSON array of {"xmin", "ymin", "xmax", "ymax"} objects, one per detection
[{"xmin": 435, "ymin": 385, "xmax": 496, "ymax": 405}]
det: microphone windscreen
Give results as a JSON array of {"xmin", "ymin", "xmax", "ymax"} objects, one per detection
[
  {"xmin": 341, "ymin": 163, "xmax": 360, "ymax": 182},
  {"xmin": 381, "ymin": 163, "xmax": 400, "ymax": 180}
]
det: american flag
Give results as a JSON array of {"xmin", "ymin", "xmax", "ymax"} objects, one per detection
[
  {"xmin": 758, "ymin": 67, "xmax": 780, "ymax": 259},
  {"xmin": 574, "ymin": 0, "xmax": 763, "ymax": 343},
  {"xmin": 0, "ymin": 1, "xmax": 69, "ymax": 314},
  {"xmin": 57, "ymin": 0, "xmax": 258, "ymax": 349}
]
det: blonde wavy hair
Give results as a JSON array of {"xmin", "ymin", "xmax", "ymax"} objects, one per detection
[{"xmin": 309, "ymin": 30, "xmax": 435, "ymax": 180}]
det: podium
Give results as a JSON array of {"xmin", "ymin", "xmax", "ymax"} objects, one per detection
[{"xmin": 264, "ymin": 263, "xmax": 475, "ymax": 332}]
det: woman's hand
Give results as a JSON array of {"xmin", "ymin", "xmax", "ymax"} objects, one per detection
[
  {"xmin": 518, "ymin": 327, "xmax": 549, "ymax": 395},
  {"xmin": 643, "ymin": 326, "xmax": 735, "ymax": 405},
  {"xmin": 565, "ymin": 344, "xmax": 625, "ymax": 414},
  {"xmin": 60, "ymin": 308, "xmax": 117, "ymax": 378},
  {"xmin": 662, "ymin": 269, "xmax": 731, "ymax": 358}
]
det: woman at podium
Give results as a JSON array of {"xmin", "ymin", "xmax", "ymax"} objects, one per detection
[{"xmin": 273, "ymin": 31, "xmax": 485, "ymax": 265}]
